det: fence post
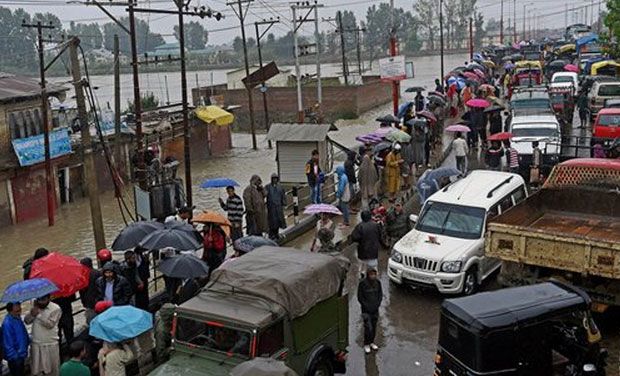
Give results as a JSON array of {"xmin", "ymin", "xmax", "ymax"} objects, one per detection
[{"xmin": 292, "ymin": 186, "xmax": 300, "ymax": 225}]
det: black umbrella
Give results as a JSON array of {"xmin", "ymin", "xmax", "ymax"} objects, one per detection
[
  {"xmin": 373, "ymin": 141, "xmax": 392, "ymax": 154},
  {"xmin": 139, "ymin": 228, "xmax": 201, "ymax": 251},
  {"xmin": 112, "ymin": 221, "xmax": 164, "ymax": 251},
  {"xmin": 406, "ymin": 118, "xmax": 428, "ymax": 129},
  {"xmin": 233, "ymin": 236, "xmax": 278, "ymax": 254},
  {"xmin": 375, "ymin": 114, "xmax": 401, "ymax": 124},
  {"xmin": 158, "ymin": 254, "xmax": 209, "ymax": 279},
  {"xmin": 484, "ymin": 105, "xmax": 504, "ymax": 113},
  {"xmin": 428, "ymin": 96, "xmax": 446, "ymax": 106},
  {"xmin": 404, "ymin": 86, "xmax": 425, "ymax": 93},
  {"xmin": 548, "ymin": 59, "xmax": 568, "ymax": 68},
  {"xmin": 164, "ymin": 221, "xmax": 203, "ymax": 243}
]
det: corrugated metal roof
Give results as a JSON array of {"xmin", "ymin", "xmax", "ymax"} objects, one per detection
[
  {"xmin": 266, "ymin": 123, "xmax": 331, "ymax": 142},
  {"xmin": 0, "ymin": 73, "xmax": 68, "ymax": 104}
]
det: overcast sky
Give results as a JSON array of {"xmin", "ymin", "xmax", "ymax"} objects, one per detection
[{"xmin": 2, "ymin": 0, "xmax": 606, "ymax": 45}]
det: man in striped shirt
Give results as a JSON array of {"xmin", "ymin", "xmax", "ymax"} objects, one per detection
[
  {"xmin": 503, "ymin": 140, "xmax": 520, "ymax": 173},
  {"xmin": 219, "ymin": 186, "xmax": 244, "ymax": 241}
]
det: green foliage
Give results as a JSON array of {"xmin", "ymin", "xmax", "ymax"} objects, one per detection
[
  {"xmin": 0, "ymin": 7, "xmax": 38, "ymax": 73},
  {"xmin": 102, "ymin": 17, "xmax": 165, "ymax": 55},
  {"xmin": 69, "ymin": 22, "xmax": 103, "ymax": 51},
  {"xmin": 363, "ymin": 4, "xmax": 420, "ymax": 62},
  {"xmin": 127, "ymin": 92, "xmax": 160, "ymax": 114},
  {"xmin": 605, "ymin": 0, "xmax": 620, "ymax": 57},
  {"xmin": 173, "ymin": 21, "xmax": 208, "ymax": 50}
]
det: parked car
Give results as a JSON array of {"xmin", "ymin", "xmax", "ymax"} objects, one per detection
[
  {"xmin": 435, "ymin": 282, "xmax": 607, "ymax": 376},
  {"xmin": 388, "ymin": 170, "xmax": 528, "ymax": 295},
  {"xmin": 510, "ymin": 87, "xmax": 553, "ymax": 116},
  {"xmin": 551, "ymin": 71, "xmax": 579, "ymax": 94},
  {"xmin": 587, "ymin": 80, "xmax": 620, "ymax": 119},
  {"xmin": 591, "ymin": 108, "xmax": 620, "ymax": 149},
  {"xmin": 509, "ymin": 115, "xmax": 562, "ymax": 171}
]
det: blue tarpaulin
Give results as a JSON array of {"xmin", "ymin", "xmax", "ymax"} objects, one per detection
[
  {"xmin": 11, "ymin": 128, "xmax": 71, "ymax": 167},
  {"xmin": 576, "ymin": 34, "xmax": 598, "ymax": 49}
]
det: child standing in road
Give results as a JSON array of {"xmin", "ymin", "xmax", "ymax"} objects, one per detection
[{"xmin": 357, "ymin": 267, "xmax": 383, "ymax": 354}]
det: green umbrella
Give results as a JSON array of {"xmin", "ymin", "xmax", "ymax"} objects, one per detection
[{"xmin": 386, "ymin": 129, "xmax": 411, "ymax": 143}]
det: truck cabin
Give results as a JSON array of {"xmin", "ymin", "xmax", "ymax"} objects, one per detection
[{"xmin": 435, "ymin": 282, "xmax": 602, "ymax": 376}]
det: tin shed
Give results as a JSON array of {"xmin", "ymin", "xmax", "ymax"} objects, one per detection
[{"xmin": 266, "ymin": 123, "xmax": 332, "ymax": 184}]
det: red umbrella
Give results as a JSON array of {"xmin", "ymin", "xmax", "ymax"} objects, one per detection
[
  {"xmin": 564, "ymin": 64, "xmax": 579, "ymax": 73},
  {"xmin": 416, "ymin": 110, "xmax": 437, "ymax": 122},
  {"xmin": 463, "ymin": 71, "xmax": 480, "ymax": 81},
  {"xmin": 30, "ymin": 252, "xmax": 90, "ymax": 297},
  {"xmin": 488, "ymin": 132, "xmax": 514, "ymax": 141},
  {"xmin": 466, "ymin": 98, "xmax": 491, "ymax": 108}
]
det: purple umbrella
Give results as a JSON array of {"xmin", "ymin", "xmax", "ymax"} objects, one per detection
[
  {"xmin": 355, "ymin": 133, "xmax": 384, "ymax": 144},
  {"xmin": 304, "ymin": 204, "xmax": 342, "ymax": 216},
  {"xmin": 445, "ymin": 124, "xmax": 471, "ymax": 133}
]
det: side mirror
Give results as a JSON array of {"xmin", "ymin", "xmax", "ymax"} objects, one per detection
[{"xmin": 409, "ymin": 214, "xmax": 419, "ymax": 224}]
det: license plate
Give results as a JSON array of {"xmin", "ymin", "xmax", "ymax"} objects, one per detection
[{"xmin": 403, "ymin": 272, "xmax": 432, "ymax": 283}]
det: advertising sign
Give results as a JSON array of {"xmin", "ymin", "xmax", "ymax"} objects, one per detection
[
  {"xmin": 379, "ymin": 55, "xmax": 406, "ymax": 82},
  {"xmin": 11, "ymin": 128, "xmax": 72, "ymax": 167}
]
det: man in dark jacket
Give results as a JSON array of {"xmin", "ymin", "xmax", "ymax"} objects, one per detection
[
  {"xmin": 357, "ymin": 267, "xmax": 383, "ymax": 354},
  {"xmin": 22, "ymin": 248, "xmax": 49, "ymax": 280},
  {"xmin": 121, "ymin": 250, "xmax": 144, "ymax": 306},
  {"xmin": 305, "ymin": 149, "xmax": 322, "ymax": 204},
  {"xmin": 351, "ymin": 210, "xmax": 381, "ymax": 277},
  {"xmin": 344, "ymin": 151, "xmax": 359, "ymax": 212},
  {"xmin": 79, "ymin": 257, "xmax": 101, "ymax": 324},
  {"xmin": 96, "ymin": 262, "xmax": 133, "ymax": 306},
  {"xmin": 134, "ymin": 247, "xmax": 151, "ymax": 310},
  {"xmin": 265, "ymin": 173, "xmax": 286, "ymax": 240},
  {"xmin": 386, "ymin": 201, "xmax": 409, "ymax": 244}
]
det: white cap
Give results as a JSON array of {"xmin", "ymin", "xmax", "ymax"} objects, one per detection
[{"xmin": 393, "ymin": 143, "xmax": 402, "ymax": 151}]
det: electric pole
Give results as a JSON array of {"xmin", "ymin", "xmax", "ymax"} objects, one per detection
[
  {"xmin": 513, "ymin": 0, "xmax": 517, "ymax": 42},
  {"xmin": 500, "ymin": 0, "xmax": 504, "ymax": 44},
  {"xmin": 228, "ymin": 0, "xmax": 257, "ymax": 149},
  {"xmin": 439, "ymin": 0, "xmax": 445, "ymax": 81},
  {"xmin": 68, "ymin": 37, "xmax": 106, "ymax": 250},
  {"xmin": 523, "ymin": 3, "xmax": 527, "ymax": 41},
  {"xmin": 113, "ymin": 33, "xmax": 122, "ymax": 188},
  {"xmin": 22, "ymin": 21, "xmax": 56, "ymax": 227},
  {"xmin": 389, "ymin": 0, "xmax": 399, "ymax": 116},
  {"xmin": 336, "ymin": 11, "xmax": 348, "ymax": 85},
  {"xmin": 469, "ymin": 17, "xmax": 473, "ymax": 60},
  {"xmin": 255, "ymin": 18, "xmax": 279, "ymax": 148}
]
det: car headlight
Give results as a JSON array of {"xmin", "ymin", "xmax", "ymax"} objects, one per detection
[
  {"xmin": 390, "ymin": 249, "xmax": 402, "ymax": 264},
  {"xmin": 441, "ymin": 261, "xmax": 462, "ymax": 273}
]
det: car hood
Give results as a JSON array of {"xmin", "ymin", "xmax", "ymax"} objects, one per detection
[
  {"xmin": 149, "ymin": 352, "xmax": 239, "ymax": 376},
  {"xmin": 512, "ymin": 137, "xmax": 560, "ymax": 154},
  {"xmin": 394, "ymin": 228, "xmax": 479, "ymax": 262}
]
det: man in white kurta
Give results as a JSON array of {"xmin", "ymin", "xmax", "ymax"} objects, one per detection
[{"xmin": 24, "ymin": 295, "xmax": 62, "ymax": 376}]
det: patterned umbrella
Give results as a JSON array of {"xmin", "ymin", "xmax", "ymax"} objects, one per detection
[
  {"xmin": 303, "ymin": 204, "xmax": 342, "ymax": 215},
  {"xmin": 1, "ymin": 278, "xmax": 58, "ymax": 303}
]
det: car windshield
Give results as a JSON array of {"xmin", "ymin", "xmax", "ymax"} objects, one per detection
[
  {"xmin": 598, "ymin": 85, "xmax": 620, "ymax": 96},
  {"xmin": 553, "ymin": 76, "xmax": 573, "ymax": 83},
  {"xmin": 597, "ymin": 114, "xmax": 620, "ymax": 126},
  {"xmin": 416, "ymin": 201, "xmax": 485, "ymax": 240},
  {"xmin": 175, "ymin": 317, "xmax": 252, "ymax": 358},
  {"xmin": 511, "ymin": 99, "xmax": 550, "ymax": 109},
  {"xmin": 513, "ymin": 127, "xmax": 559, "ymax": 138}
]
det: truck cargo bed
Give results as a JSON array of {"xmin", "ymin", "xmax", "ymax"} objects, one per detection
[{"xmin": 486, "ymin": 188, "xmax": 620, "ymax": 278}]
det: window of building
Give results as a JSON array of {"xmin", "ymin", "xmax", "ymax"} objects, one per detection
[{"xmin": 7, "ymin": 108, "xmax": 45, "ymax": 140}]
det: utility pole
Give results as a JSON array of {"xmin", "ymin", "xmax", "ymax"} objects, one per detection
[
  {"xmin": 292, "ymin": 5, "xmax": 303, "ymax": 122},
  {"xmin": 314, "ymin": 3, "xmax": 322, "ymax": 106},
  {"xmin": 176, "ymin": 0, "xmax": 193, "ymax": 206},
  {"xmin": 336, "ymin": 11, "xmax": 349, "ymax": 85},
  {"xmin": 565, "ymin": 4, "xmax": 568, "ymax": 30},
  {"xmin": 500, "ymin": 0, "xmax": 504, "ymax": 44},
  {"xmin": 469, "ymin": 17, "xmax": 473, "ymax": 60},
  {"xmin": 113, "ymin": 33, "xmax": 122, "ymax": 188},
  {"xmin": 68, "ymin": 37, "xmax": 106, "ymax": 249},
  {"xmin": 389, "ymin": 0, "xmax": 398, "ymax": 116},
  {"xmin": 523, "ymin": 4, "xmax": 527, "ymax": 41},
  {"xmin": 255, "ymin": 18, "xmax": 279, "ymax": 149},
  {"xmin": 22, "ymin": 21, "xmax": 56, "ymax": 227},
  {"xmin": 439, "ymin": 0, "xmax": 445, "ymax": 81},
  {"xmin": 513, "ymin": 0, "xmax": 517, "ymax": 42},
  {"xmin": 228, "ymin": 0, "xmax": 257, "ymax": 149},
  {"xmin": 355, "ymin": 26, "xmax": 364, "ymax": 76},
  {"xmin": 590, "ymin": 0, "xmax": 595, "ymax": 25}
]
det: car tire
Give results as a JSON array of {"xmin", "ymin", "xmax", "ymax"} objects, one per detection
[
  {"xmin": 308, "ymin": 353, "xmax": 334, "ymax": 376},
  {"xmin": 462, "ymin": 267, "xmax": 478, "ymax": 296}
]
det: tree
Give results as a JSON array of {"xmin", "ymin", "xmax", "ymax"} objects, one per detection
[
  {"xmin": 232, "ymin": 36, "xmax": 243, "ymax": 53},
  {"xmin": 173, "ymin": 21, "xmax": 208, "ymax": 50},
  {"xmin": 0, "ymin": 7, "xmax": 37, "ymax": 73},
  {"xmin": 103, "ymin": 17, "xmax": 164, "ymax": 54},
  {"xmin": 69, "ymin": 22, "xmax": 103, "ymax": 51},
  {"xmin": 127, "ymin": 92, "xmax": 159, "ymax": 113},
  {"xmin": 413, "ymin": 0, "xmax": 437, "ymax": 50},
  {"xmin": 605, "ymin": 0, "xmax": 620, "ymax": 57},
  {"xmin": 364, "ymin": 4, "xmax": 418, "ymax": 63}
]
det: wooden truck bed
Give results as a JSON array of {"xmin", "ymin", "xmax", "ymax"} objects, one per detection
[{"xmin": 486, "ymin": 188, "xmax": 620, "ymax": 278}]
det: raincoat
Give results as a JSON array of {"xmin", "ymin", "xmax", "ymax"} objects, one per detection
[
  {"xmin": 2, "ymin": 314, "xmax": 29, "ymax": 362},
  {"xmin": 243, "ymin": 175, "xmax": 268, "ymax": 235},
  {"xmin": 335, "ymin": 166, "xmax": 350, "ymax": 202},
  {"xmin": 358, "ymin": 154, "xmax": 378, "ymax": 200},
  {"xmin": 385, "ymin": 151, "xmax": 402, "ymax": 194},
  {"xmin": 411, "ymin": 128, "xmax": 426, "ymax": 166},
  {"xmin": 265, "ymin": 174, "xmax": 287, "ymax": 231}
]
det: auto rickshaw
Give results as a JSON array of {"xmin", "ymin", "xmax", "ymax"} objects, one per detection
[
  {"xmin": 434, "ymin": 282, "xmax": 607, "ymax": 376},
  {"xmin": 591, "ymin": 60, "xmax": 620, "ymax": 77},
  {"xmin": 513, "ymin": 61, "xmax": 543, "ymax": 87},
  {"xmin": 549, "ymin": 83, "xmax": 576, "ymax": 124}
]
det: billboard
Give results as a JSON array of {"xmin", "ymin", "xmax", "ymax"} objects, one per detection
[{"xmin": 11, "ymin": 128, "xmax": 72, "ymax": 167}]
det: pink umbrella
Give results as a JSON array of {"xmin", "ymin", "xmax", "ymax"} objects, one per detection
[
  {"xmin": 304, "ymin": 204, "xmax": 342, "ymax": 216},
  {"xmin": 466, "ymin": 98, "xmax": 491, "ymax": 108},
  {"xmin": 445, "ymin": 124, "xmax": 471, "ymax": 133},
  {"xmin": 416, "ymin": 110, "xmax": 437, "ymax": 122},
  {"xmin": 473, "ymin": 68, "xmax": 486, "ymax": 78},
  {"xmin": 463, "ymin": 72, "xmax": 480, "ymax": 81},
  {"xmin": 564, "ymin": 64, "xmax": 579, "ymax": 73}
]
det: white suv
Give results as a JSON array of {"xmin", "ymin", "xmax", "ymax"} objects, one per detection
[{"xmin": 388, "ymin": 170, "xmax": 528, "ymax": 295}]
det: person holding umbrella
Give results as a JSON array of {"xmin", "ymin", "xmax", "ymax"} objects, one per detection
[
  {"xmin": 202, "ymin": 223, "xmax": 227, "ymax": 273},
  {"xmin": 414, "ymin": 91, "xmax": 425, "ymax": 112},
  {"xmin": 24, "ymin": 295, "xmax": 62, "ymax": 376},
  {"xmin": 2, "ymin": 302, "xmax": 29, "ymax": 376},
  {"xmin": 219, "ymin": 186, "xmax": 244, "ymax": 241}
]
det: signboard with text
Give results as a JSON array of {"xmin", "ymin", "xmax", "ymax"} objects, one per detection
[
  {"xmin": 11, "ymin": 128, "xmax": 72, "ymax": 167},
  {"xmin": 379, "ymin": 55, "xmax": 406, "ymax": 82}
]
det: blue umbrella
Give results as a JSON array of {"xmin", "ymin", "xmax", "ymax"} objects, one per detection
[
  {"xmin": 1, "ymin": 278, "xmax": 58, "ymax": 303},
  {"xmin": 397, "ymin": 102, "xmax": 414, "ymax": 119},
  {"xmin": 424, "ymin": 167, "xmax": 462, "ymax": 182},
  {"xmin": 200, "ymin": 178, "xmax": 239, "ymax": 189},
  {"xmin": 416, "ymin": 167, "xmax": 461, "ymax": 204},
  {"xmin": 89, "ymin": 306, "xmax": 153, "ymax": 342}
]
